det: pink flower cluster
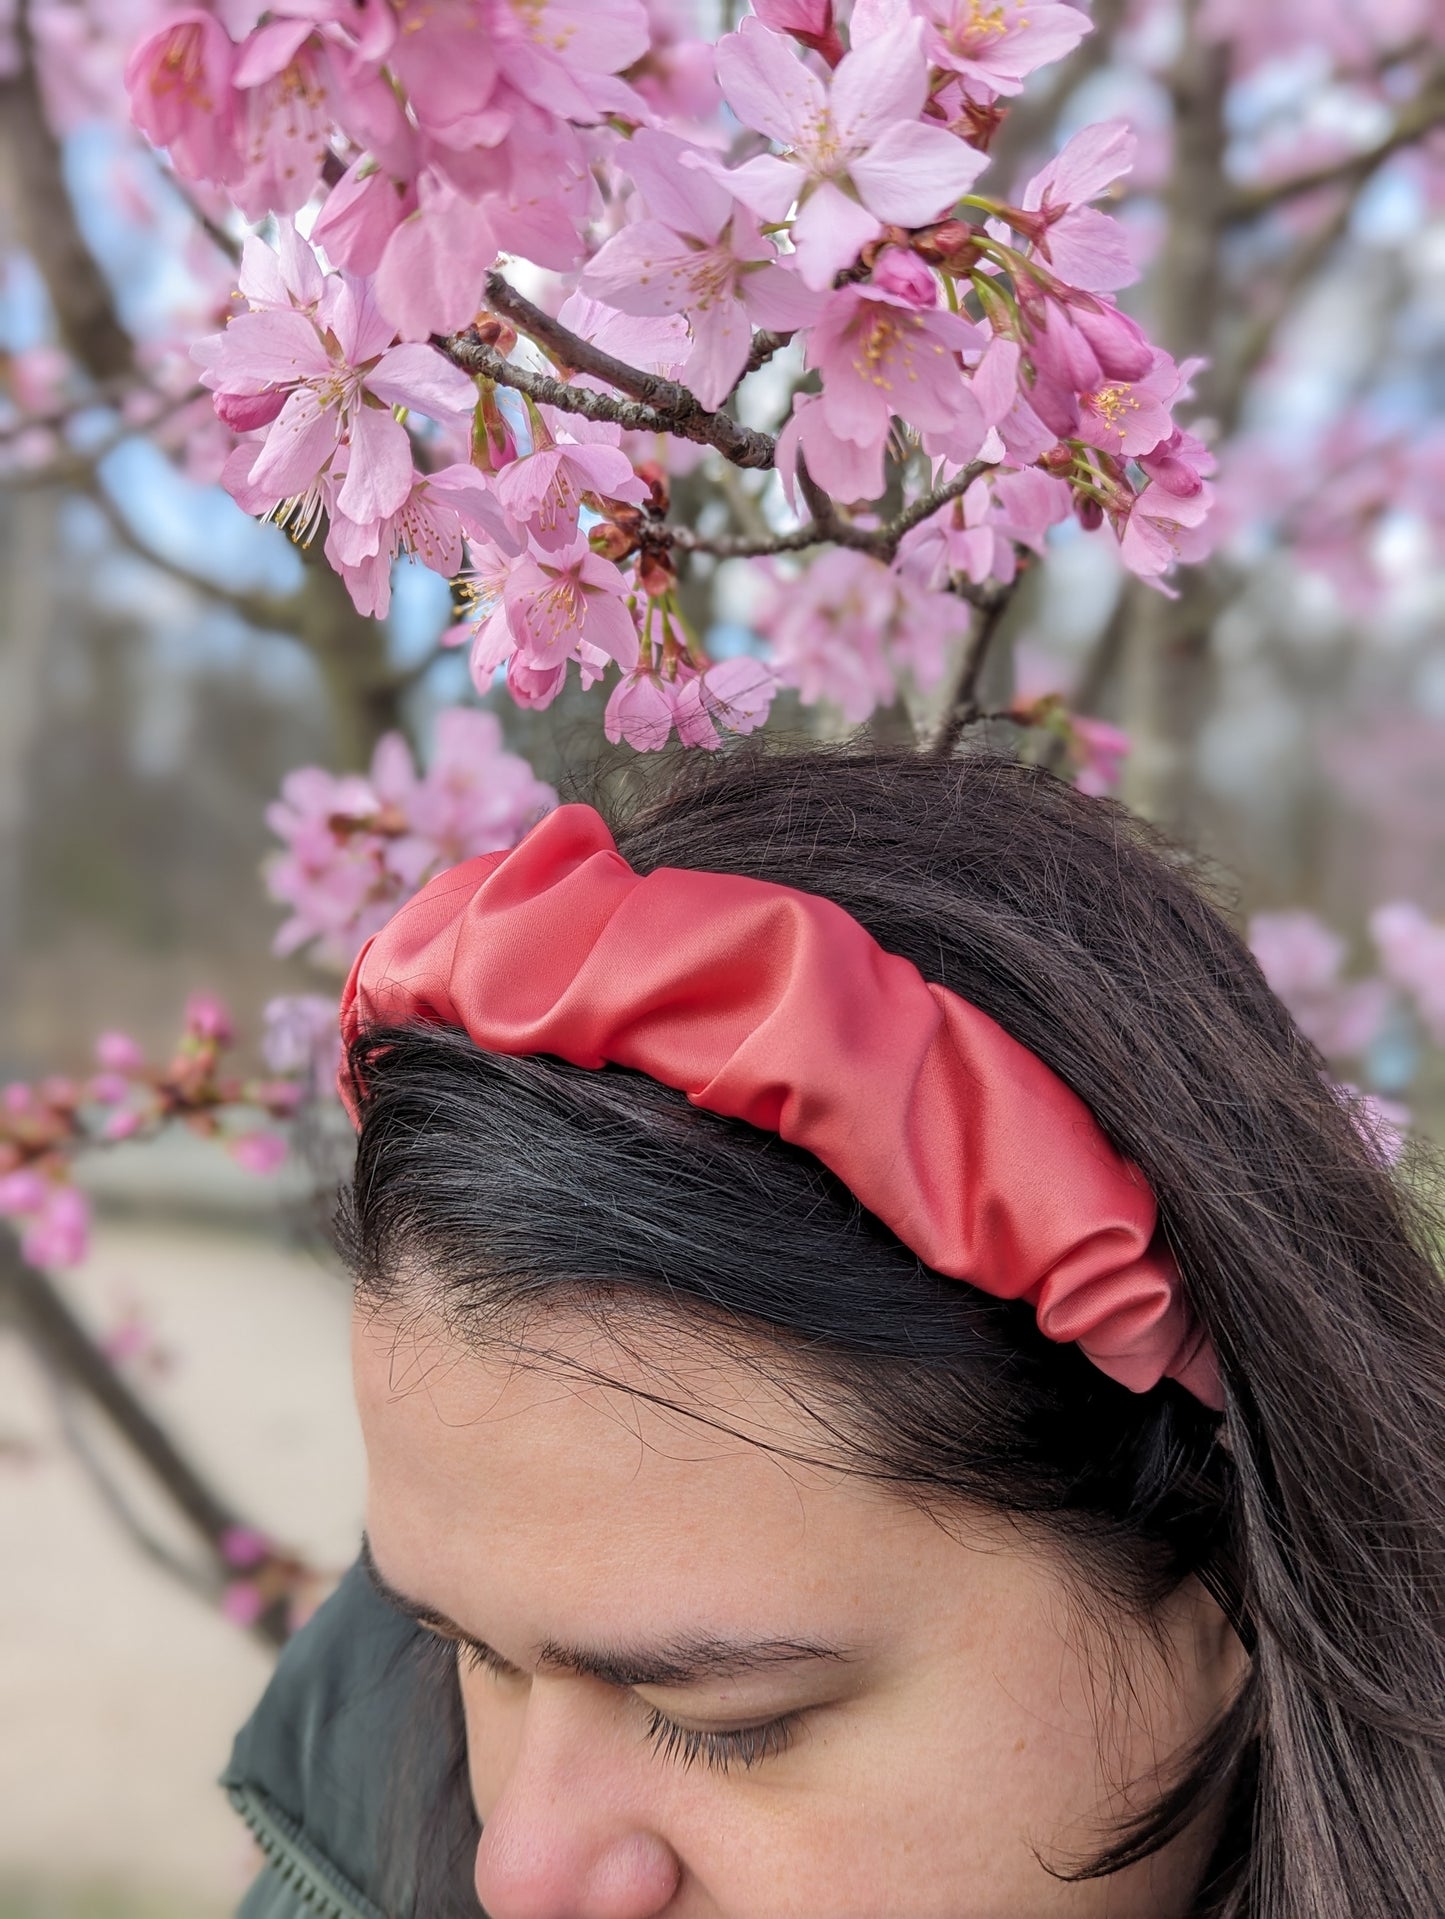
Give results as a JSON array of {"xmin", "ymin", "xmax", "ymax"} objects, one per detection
[
  {"xmin": 755, "ymin": 548, "xmax": 968, "ymax": 723},
  {"xmin": 0, "ymin": 1002, "xmax": 302, "ymax": 1272},
  {"xmin": 266, "ymin": 707, "xmax": 556, "ymax": 967},
  {"xmin": 133, "ymin": 0, "xmax": 1223, "ymax": 744},
  {"xmin": 1371, "ymin": 903, "xmax": 1445, "ymax": 1047},
  {"xmin": 1248, "ymin": 912, "xmax": 1392, "ymax": 1060}
]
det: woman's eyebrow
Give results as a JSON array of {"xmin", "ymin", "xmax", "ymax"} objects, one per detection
[{"xmin": 359, "ymin": 1534, "xmax": 853, "ymax": 1687}]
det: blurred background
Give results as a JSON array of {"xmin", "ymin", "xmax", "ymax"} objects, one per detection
[{"xmin": 1, "ymin": 0, "xmax": 1442, "ymax": 1912}]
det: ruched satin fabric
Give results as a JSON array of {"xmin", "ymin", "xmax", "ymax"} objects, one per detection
[{"xmin": 340, "ymin": 804, "xmax": 1221, "ymax": 1408}]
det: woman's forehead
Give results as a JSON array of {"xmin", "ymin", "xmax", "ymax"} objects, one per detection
[{"xmin": 351, "ymin": 1302, "xmax": 1034, "ymax": 1656}]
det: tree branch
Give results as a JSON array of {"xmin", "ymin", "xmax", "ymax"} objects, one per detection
[
  {"xmin": 452, "ymin": 339, "xmax": 705, "ymax": 441},
  {"xmin": 447, "ymin": 277, "xmax": 777, "ymax": 469},
  {"xmin": 0, "ymin": 1229, "xmax": 291, "ymax": 1646},
  {"xmin": 1224, "ymin": 67, "xmax": 1445, "ymax": 221},
  {"xmin": 82, "ymin": 477, "xmax": 303, "ymax": 632},
  {"xmin": 0, "ymin": 0, "xmax": 134, "ymax": 382}
]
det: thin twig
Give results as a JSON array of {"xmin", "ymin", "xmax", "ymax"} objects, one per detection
[
  {"xmin": 0, "ymin": 385, "xmax": 207, "ymax": 488},
  {"xmin": 928, "ymin": 589, "xmax": 1015, "ymax": 757},
  {"xmin": 661, "ymin": 461, "xmax": 992, "ymax": 575},
  {"xmin": 1224, "ymin": 67, "xmax": 1445, "ymax": 220},
  {"xmin": 82, "ymin": 477, "xmax": 301, "ymax": 630},
  {"xmin": 44, "ymin": 1367, "xmax": 215, "ymax": 1598}
]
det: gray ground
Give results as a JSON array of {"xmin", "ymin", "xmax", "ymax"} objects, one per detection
[{"xmin": 1, "ymin": 1218, "xmax": 365, "ymax": 1916}]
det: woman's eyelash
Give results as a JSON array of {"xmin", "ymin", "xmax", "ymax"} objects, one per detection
[
  {"xmin": 448, "ymin": 1629, "xmax": 798, "ymax": 1774},
  {"xmin": 641, "ymin": 1705, "xmax": 798, "ymax": 1775},
  {"xmin": 457, "ymin": 1637, "xmax": 520, "ymax": 1681}
]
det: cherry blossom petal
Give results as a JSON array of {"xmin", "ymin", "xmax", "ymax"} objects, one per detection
[
  {"xmin": 738, "ymin": 262, "xmax": 826, "ymax": 330},
  {"xmin": 711, "ymin": 151, "xmax": 805, "ymax": 224},
  {"xmin": 1025, "ymin": 119, "xmax": 1136, "ymax": 212},
  {"xmin": 683, "ymin": 297, "xmax": 753, "ymax": 409},
  {"xmin": 577, "ymin": 585, "xmax": 641, "ymax": 672},
  {"xmin": 246, "ymin": 386, "xmax": 337, "ymax": 498},
  {"xmin": 790, "ymin": 181, "xmax": 883, "ymax": 291},
  {"xmin": 625, "ymin": 128, "xmax": 733, "ymax": 243},
  {"xmin": 365, "ymin": 342, "xmax": 479, "ymax": 419},
  {"xmin": 336, "ymin": 404, "xmax": 415, "ymax": 522},
  {"xmin": 715, "ymin": 17, "xmax": 825, "ymax": 146},
  {"xmin": 851, "ymin": 119, "xmax": 989, "ymax": 226},
  {"xmin": 204, "ymin": 308, "xmax": 331, "ymax": 392},
  {"xmin": 374, "ymin": 180, "xmax": 499, "ymax": 342},
  {"xmin": 584, "ymin": 223, "xmax": 708, "ymax": 317},
  {"xmin": 605, "ymin": 671, "xmax": 678, "ymax": 750},
  {"xmin": 830, "ymin": 15, "xmax": 927, "ymax": 147}
]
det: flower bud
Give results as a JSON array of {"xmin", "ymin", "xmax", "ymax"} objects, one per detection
[
  {"xmin": 590, "ymin": 520, "xmax": 639, "ymax": 563},
  {"xmin": 753, "ymin": 0, "xmax": 844, "ymax": 66},
  {"xmin": 915, "ymin": 221, "xmax": 981, "ymax": 275},
  {"xmin": 638, "ymin": 545, "xmax": 677, "ymax": 599},
  {"xmin": 470, "ymin": 316, "xmax": 518, "ymax": 356},
  {"xmin": 871, "ymin": 247, "xmax": 938, "ymax": 309},
  {"xmin": 634, "ymin": 459, "xmax": 671, "ymax": 515}
]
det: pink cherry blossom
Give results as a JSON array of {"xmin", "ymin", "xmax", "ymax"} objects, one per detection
[
  {"xmin": 1019, "ymin": 120, "xmax": 1137, "ymax": 291},
  {"xmin": 20, "ymin": 1185, "xmax": 91, "ymax": 1270},
  {"xmin": 897, "ymin": 474, "xmax": 1017, "ymax": 592},
  {"xmin": 263, "ymin": 995, "xmax": 342, "ymax": 1093},
  {"xmin": 1070, "ymin": 716, "xmax": 1131, "ymax": 796},
  {"xmin": 1139, "ymin": 424, "xmax": 1216, "ymax": 499},
  {"xmin": 1248, "ymin": 912, "xmax": 1391, "ymax": 1059},
  {"xmin": 774, "ymin": 391, "xmax": 891, "ymax": 505},
  {"xmin": 805, "ymin": 284, "xmax": 984, "ymax": 476},
  {"xmin": 605, "ymin": 649, "xmax": 776, "ymax": 751},
  {"xmin": 471, "ymin": 542, "xmax": 640, "ymax": 698},
  {"xmin": 197, "ymin": 232, "xmax": 478, "ymax": 528},
  {"xmin": 714, "ymin": 15, "xmax": 989, "ymax": 290},
  {"xmin": 1020, "ymin": 288, "xmax": 1156, "ymax": 439},
  {"xmin": 1117, "ymin": 479, "xmax": 1216, "ymax": 588},
  {"xmin": 185, "ymin": 993, "xmax": 234, "ymax": 1044},
  {"xmin": 95, "ymin": 1031, "xmax": 145, "ymax": 1073},
  {"xmin": 492, "ymin": 439, "xmax": 647, "ymax": 552},
  {"xmin": 221, "ymin": 1525, "xmax": 272, "ymax": 1570},
  {"xmin": 230, "ymin": 1131, "xmax": 289, "ymax": 1176},
  {"xmin": 752, "ymin": 0, "xmax": 844, "ymax": 65},
  {"xmin": 909, "ymin": 0, "xmax": 1091, "ymax": 100},
  {"xmin": 0, "ymin": 1170, "xmax": 48, "ymax": 1218},
  {"xmin": 584, "ymin": 130, "xmax": 822, "ymax": 408},
  {"xmin": 221, "ymin": 1581, "xmax": 265, "ymax": 1628},
  {"xmin": 325, "ymin": 463, "xmax": 515, "ymax": 618},
  {"xmin": 124, "ymin": 10, "xmax": 239, "ymax": 187},
  {"xmin": 267, "ymin": 710, "xmax": 556, "ymax": 966},
  {"xmin": 869, "ymin": 245, "xmax": 939, "ymax": 307},
  {"xmin": 1077, "ymin": 351, "xmax": 1182, "ymax": 460}
]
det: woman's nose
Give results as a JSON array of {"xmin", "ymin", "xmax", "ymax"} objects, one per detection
[
  {"xmin": 472, "ymin": 1685, "xmax": 682, "ymax": 1919},
  {"xmin": 475, "ymin": 1822, "xmax": 681, "ymax": 1919}
]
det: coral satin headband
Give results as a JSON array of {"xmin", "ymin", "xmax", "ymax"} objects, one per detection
[{"xmin": 340, "ymin": 804, "xmax": 1222, "ymax": 1410}]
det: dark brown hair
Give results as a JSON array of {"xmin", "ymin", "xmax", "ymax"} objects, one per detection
[{"xmin": 343, "ymin": 745, "xmax": 1445, "ymax": 1918}]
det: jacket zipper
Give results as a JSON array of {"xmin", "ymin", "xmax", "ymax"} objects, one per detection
[{"xmin": 227, "ymin": 1780, "xmax": 389, "ymax": 1919}]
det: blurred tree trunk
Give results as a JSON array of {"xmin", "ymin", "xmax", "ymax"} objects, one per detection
[
  {"xmin": 1120, "ymin": 0, "xmax": 1229, "ymax": 832},
  {"xmin": 0, "ymin": 494, "xmax": 54, "ymax": 1014}
]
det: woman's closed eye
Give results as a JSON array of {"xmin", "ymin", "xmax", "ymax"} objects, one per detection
[
  {"xmin": 447, "ymin": 1628, "xmax": 802, "ymax": 1775},
  {"xmin": 638, "ymin": 1703, "xmax": 802, "ymax": 1774}
]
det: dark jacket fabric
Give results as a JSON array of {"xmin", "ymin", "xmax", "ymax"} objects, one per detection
[{"xmin": 221, "ymin": 1556, "xmax": 450, "ymax": 1918}]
